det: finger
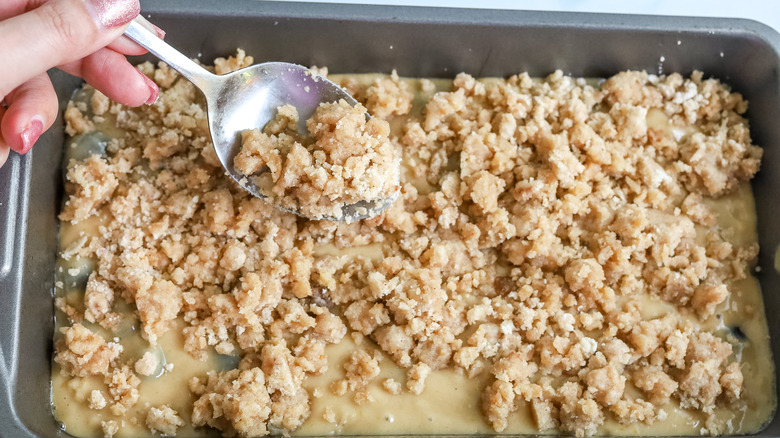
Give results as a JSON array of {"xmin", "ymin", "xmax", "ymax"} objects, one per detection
[
  {"xmin": 0, "ymin": 107, "xmax": 9, "ymax": 168},
  {"xmin": 107, "ymin": 15, "xmax": 165, "ymax": 55},
  {"xmin": 0, "ymin": 0, "xmax": 140, "ymax": 99},
  {"xmin": 0, "ymin": 0, "xmax": 43, "ymax": 20},
  {"xmin": 0, "ymin": 146, "xmax": 9, "ymax": 169},
  {"xmin": 1, "ymin": 74, "xmax": 56, "ymax": 154},
  {"xmin": 0, "ymin": 1, "xmax": 161, "ymax": 56},
  {"xmin": 59, "ymin": 48, "xmax": 158, "ymax": 107}
]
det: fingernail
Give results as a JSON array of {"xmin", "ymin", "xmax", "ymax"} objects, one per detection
[
  {"xmin": 153, "ymin": 24, "xmax": 166, "ymax": 39},
  {"xmin": 134, "ymin": 15, "xmax": 165, "ymax": 39},
  {"xmin": 138, "ymin": 71, "xmax": 159, "ymax": 105},
  {"xmin": 86, "ymin": 0, "xmax": 140, "ymax": 29},
  {"xmin": 18, "ymin": 116, "xmax": 44, "ymax": 154}
]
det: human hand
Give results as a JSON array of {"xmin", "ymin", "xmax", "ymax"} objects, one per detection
[{"xmin": 0, "ymin": 0, "xmax": 163, "ymax": 168}]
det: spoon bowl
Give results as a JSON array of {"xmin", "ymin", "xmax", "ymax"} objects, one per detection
[{"xmin": 124, "ymin": 18, "xmax": 398, "ymax": 221}]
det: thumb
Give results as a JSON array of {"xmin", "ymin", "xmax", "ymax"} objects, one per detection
[{"xmin": 0, "ymin": 0, "xmax": 140, "ymax": 99}]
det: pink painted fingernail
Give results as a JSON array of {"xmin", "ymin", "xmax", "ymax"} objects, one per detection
[
  {"xmin": 153, "ymin": 24, "xmax": 166, "ymax": 39},
  {"xmin": 18, "ymin": 117, "xmax": 44, "ymax": 154},
  {"xmin": 86, "ymin": 0, "xmax": 140, "ymax": 29},
  {"xmin": 138, "ymin": 71, "xmax": 159, "ymax": 105}
]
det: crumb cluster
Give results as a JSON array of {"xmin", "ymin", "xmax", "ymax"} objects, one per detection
[
  {"xmin": 233, "ymin": 98, "xmax": 400, "ymax": 221},
  {"xmin": 54, "ymin": 50, "xmax": 764, "ymax": 437}
]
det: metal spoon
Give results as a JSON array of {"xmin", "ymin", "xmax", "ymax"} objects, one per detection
[{"xmin": 123, "ymin": 18, "xmax": 399, "ymax": 222}]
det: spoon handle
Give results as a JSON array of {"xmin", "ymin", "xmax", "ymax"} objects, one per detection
[{"xmin": 124, "ymin": 18, "xmax": 217, "ymax": 91}]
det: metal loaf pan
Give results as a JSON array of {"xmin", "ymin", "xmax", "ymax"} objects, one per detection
[{"xmin": 1, "ymin": 1, "xmax": 779, "ymax": 436}]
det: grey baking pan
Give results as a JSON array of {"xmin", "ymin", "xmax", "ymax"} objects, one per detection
[{"xmin": 1, "ymin": 1, "xmax": 780, "ymax": 436}]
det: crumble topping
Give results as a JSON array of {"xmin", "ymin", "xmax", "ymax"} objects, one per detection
[
  {"xmin": 54, "ymin": 323, "xmax": 122, "ymax": 377},
  {"xmin": 134, "ymin": 351, "xmax": 159, "ymax": 377},
  {"xmin": 233, "ymin": 99, "xmax": 400, "ymax": 220},
  {"xmin": 146, "ymin": 405, "xmax": 185, "ymax": 437},
  {"xmin": 88, "ymin": 390, "xmax": 107, "ymax": 410},
  {"xmin": 54, "ymin": 52, "xmax": 769, "ymax": 438}
]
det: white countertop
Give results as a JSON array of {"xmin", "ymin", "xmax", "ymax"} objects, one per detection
[{"xmin": 274, "ymin": 0, "xmax": 780, "ymax": 33}]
